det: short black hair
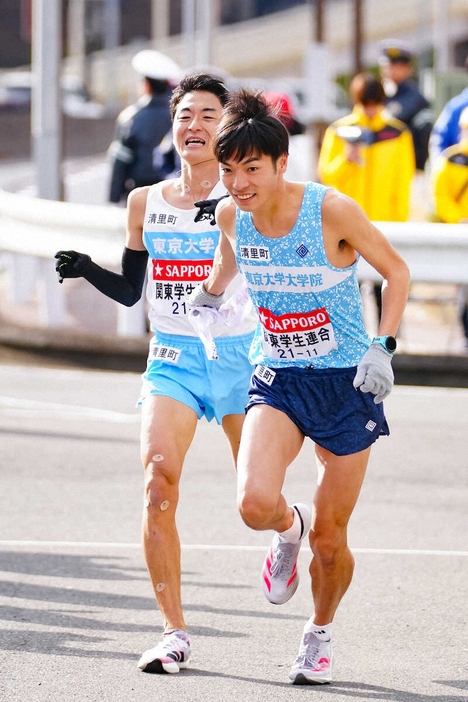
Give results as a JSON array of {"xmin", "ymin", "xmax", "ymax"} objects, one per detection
[
  {"xmin": 146, "ymin": 77, "xmax": 170, "ymax": 95},
  {"xmin": 213, "ymin": 89, "xmax": 289, "ymax": 165},
  {"xmin": 170, "ymin": 73, "xmax": 229, "ymax": 120}
]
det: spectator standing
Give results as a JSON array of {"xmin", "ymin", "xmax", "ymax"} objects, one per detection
[
  {"xmin": 108, "ymin": 50, "xmax": 182, "ymax": 204},
  {"xmin": 432, "ymin": 106, "xmax": 468, "ymax": 348},
  {"xmin": 433, "ymin": 106, "xmax": 468, "ymax": 223},
  {"xmin": 318, "ymin": 74, "xmax": 414, "ymax": 318},
  {"xmin": 379, "ymin": 40, "xmax": 433, "ymax": 171},
  {"xmin": 430, "ymin": 56, "xmax": 468, "ymax": 165},
  {"xmin": 317, "ymin": 73, "xmax": 415, "ymax": 222}
]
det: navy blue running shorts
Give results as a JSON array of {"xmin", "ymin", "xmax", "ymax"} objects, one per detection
[{"xmin": 246, "ymin": 365, "xmax": 390, "ymax": 456}]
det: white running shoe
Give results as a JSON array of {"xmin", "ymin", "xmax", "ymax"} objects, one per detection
[
  {"xmin": 261, "ymin": 503, "xmax": 312, "ymax": 605},
  {"xmin": 137, "ymin": 629, "xmax": 191, "ymax": 674},
  {"xmin": 289, "ymin": 630, "xmax": 333, "ymax": 685}
]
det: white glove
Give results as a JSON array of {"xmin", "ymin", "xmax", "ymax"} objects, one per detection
[
  {"xmin": 353, "ymin": 343, "xmax": 394, "ymax": 404},
  {"xmin": 187, "ymin": 282, "xmax": 225, "ymax": 309}
]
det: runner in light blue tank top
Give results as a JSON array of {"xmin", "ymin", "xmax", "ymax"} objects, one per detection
[
  {"xmin": 190, "ymin": 88, "xmax": 410, "ymax": 686},
  {"xmin": 235, "ymin": 181, "xmax": 371, "ymax": 369}
]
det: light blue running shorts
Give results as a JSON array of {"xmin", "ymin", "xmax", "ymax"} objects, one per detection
[{"xmin": 138, "ymin": 330, "xmax": 255, "ymax": 424}]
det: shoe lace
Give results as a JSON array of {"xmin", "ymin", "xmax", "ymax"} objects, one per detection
[
  {"xmin": 159, "ymin": 632, "xmax": 189, "ymax": 654},
  {"xmin": 270, "ymin": 538, "xmax": 296, "ymax": 579},
  {"xmin": 297, "ymin": 633, "xmax": 327, "ymax": 668}
]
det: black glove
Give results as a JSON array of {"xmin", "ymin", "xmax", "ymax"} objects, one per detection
[
  {"xmin": 54, "ymin": 250, "xmax": 91, "ymax": 283},
  {"xmin": 194, "ymin": 195, "xmax": 229, "ymax": 226}
]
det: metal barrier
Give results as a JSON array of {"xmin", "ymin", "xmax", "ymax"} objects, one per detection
[
  {"xmin": 0, "ymin": 187, "xmax": 147, "ymax": 337},
  {"xmin": 1, "ymin": 187, "xmax": 468, "ymax": 339}
]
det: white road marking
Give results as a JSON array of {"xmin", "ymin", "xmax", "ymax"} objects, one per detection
[
  {"xmin": 0, "ymin": 397, "xmax": 140, "ymax": 423},
  {"xmin": 0, "ymin": 540, "xmax": 466, "ymax": 557}
]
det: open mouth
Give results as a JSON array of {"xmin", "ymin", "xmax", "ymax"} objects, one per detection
[{"xmin": 185, "ymin": 137, "xmax": 205, "ymax": 146}]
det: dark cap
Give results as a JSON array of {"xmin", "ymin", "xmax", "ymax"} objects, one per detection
[{"xmin": 379, "ymin": 40, "xmax": 414, "ymax": 64}]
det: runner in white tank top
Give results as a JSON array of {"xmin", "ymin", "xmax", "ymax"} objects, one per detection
[{"xmin": 55, "ymin": 75, "xmax": 256, "ymax": 675}]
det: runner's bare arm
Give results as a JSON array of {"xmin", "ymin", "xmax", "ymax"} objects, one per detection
[
  {"xmin": 126, "ymin": 186, "xmax": 149, "ymax": 250},
  {"xmin": 54, "ymin": 186, "xmax": 149, "ymax": 304},
  {"xmin": 204, "ymin": 197, "xmax": 239, "ymax": 295},
  {"xmin": 322, "ymin": 190, "xmax": 410, "ymax": 336}
]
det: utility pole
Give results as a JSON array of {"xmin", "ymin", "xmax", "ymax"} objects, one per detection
[
  {"xmin": 304, "ymin": 0, "xmax": 330, "ymax": 123},
  {"xmin": 304, "ymin": 0, "xmax": 330, "ymax": 177},
  {"xmin": 198, "ymin": 0, "xmax": 219, "ymax": 67},
  {"xmin": 433, "ymin": 0, "xmax": 450, "ymax": 73},
  {"xmin": 31, "ymin": 0, "xmax": 66, "ymax": 327},
  {"xmin": 353, "ymin": 0, "xmax": 363, "ymax": 74},
  {"xmin": 67, "ymin": 0, "xmax": 87, "ymax": 87},
  {"xmin": 103, "ymin": 0, "xmax": 121, "ymax": 113},
  {"xmin": 315, "ymin": 0, "xmax": 324, "ymax": 42},
  {"xmin": 182, "ymin": 0, "xmax": 196, "ymax": 69},
  {"xmin": 103, "ymin": 0, "xmax": 120, "ymax": 53},
  {"xmin": 151, "ymin": 0, "xmax": 170, "ymax": 46},
  {"xmin": 31, "ymin": 0, "xmax": 63, "ymax": 200}
]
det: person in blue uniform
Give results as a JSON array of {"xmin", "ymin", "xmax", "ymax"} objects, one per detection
[
  {"xmin": 379, "ymin": 40, "xmax": 433, "ymax": 171},
  {"xmin": 430, "ymin": 55, "xmax": 468, "ymax": 165},
  {"xmin": 108, "ymin": 50, "xmax": 182, "ymax": 204},
  {"xmin": 190, "ymin": 89, "xmax": 410, "ymax": 685},
  {"xmin": 432, "ymin": 106, "xmax": 468, "ymax": 347}
]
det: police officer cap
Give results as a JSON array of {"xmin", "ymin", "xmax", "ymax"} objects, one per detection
[
  {"xmin": 132, "ymin": 50, "xmax": 183, "ymax": 82},
  {"xmin": 379, "ymin": 40, "xmax": 414, "ymax": 64},
  {"xmin": 459, "ymin": 106, "xmax": 468, "ymax": 128}
]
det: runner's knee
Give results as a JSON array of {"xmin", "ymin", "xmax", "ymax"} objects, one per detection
[
  {"xmin": 237, "ymin": 492, "xmax": 276, "ymax": 530},
  {"xmin": 309, "ymin": 528, "xmax": 348, "ymax": 568},
  {"xmin": 143, "ymin": 457, "xmax": 179, "ymax": 512}
]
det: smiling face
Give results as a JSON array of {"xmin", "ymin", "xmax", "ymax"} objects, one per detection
[
  {"xmin": 172, "ymin": 90, "xmax": 224, "ymax": 165},
  {"xmin": 220, "ymin": 151, "xmax": 288, "ymax": 211}
]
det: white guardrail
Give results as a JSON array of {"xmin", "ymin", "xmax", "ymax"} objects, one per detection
[{"xmin": 0, "ymin": 187, "xmax": 468, "ymax": 338}]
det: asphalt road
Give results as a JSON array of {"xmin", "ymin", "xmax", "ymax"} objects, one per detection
[{"xmin": 0, "ymin": 362, "xmax": 467, "ymax": 701}]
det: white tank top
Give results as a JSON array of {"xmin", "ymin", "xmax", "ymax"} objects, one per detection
[{"xmin": 143, "ymin": 181, "xmax": 257, "ymax": 337}]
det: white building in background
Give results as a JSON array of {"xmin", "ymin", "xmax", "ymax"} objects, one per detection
[{"xmin": 72, "ymin": 0, "xmax": 468, "ymax": 118}]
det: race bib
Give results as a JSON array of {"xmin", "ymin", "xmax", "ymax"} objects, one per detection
[
  {"xmin": 254, "ymin": 365, "xmax": 277, "ymax": 386},
  {"xmin": 151, "ymin": 258, "xmax": 213, "ymax": 317},
  {"xmin": 150, "ymin": 344, "xmax": 181, "ymax": 364},
  {"xmin": 258, "ymin": 306, "xmax": 337, "ymax": 361}
]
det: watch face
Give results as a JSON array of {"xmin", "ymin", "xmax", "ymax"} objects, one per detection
[{"xmin": 385, "ymin": 336, "xmax": 397, "ymax": 352}]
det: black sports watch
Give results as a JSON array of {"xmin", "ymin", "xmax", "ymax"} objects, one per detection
[{"xmin": 372, "ymin": 335, "xmax": 397, "ymax": 355}]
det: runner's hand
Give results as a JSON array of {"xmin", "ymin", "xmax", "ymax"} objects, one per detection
[
  {"xmin": 194, "ymin": 195, "xmax": 229, "ymax": 225},
  {"xmin": 54, "ymin": 250, "xmax": 91, "ymax": 283},
  {"xmin": 353, "ymin": 343, "xmax": 394, "ymax": 404},
  {"xmin": 187, "ymin": 283, "xmax": 225, "ymax": 309}
]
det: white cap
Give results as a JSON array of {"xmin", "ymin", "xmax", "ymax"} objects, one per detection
[{"xmin": 131, "ymin": 50, "xmax": 183, "ymax": 82}]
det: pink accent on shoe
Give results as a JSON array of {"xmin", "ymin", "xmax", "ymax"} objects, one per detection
[
  {"xmin": 316, "ymin": 658, "xmax": 330, "ymax": 670},
  {"xmin": 286, "ymin": 565, "xmax": 297, "ymax": 588},
  {"xmin": 262, "ymin": 570, "xmax": 272, "ymax": 591}
]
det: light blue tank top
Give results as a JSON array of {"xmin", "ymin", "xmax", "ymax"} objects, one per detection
[{"xmin": 235, "ymin": 182, "xmax": 371, "ymax": 368}]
